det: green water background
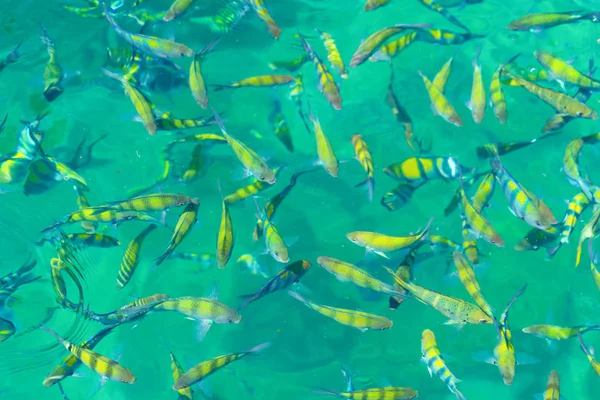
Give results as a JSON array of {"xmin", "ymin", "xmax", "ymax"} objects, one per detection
[{"xmin": 1, "ymin": 0, "xmax": 600, "ymax": 398}]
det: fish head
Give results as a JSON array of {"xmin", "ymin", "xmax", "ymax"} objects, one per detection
[
  {"xmin": 257, "ymin": 169, "xmax": 277, "ymax": 184},
  {"xmin": 495, "ymin": 349, "xmax": 516, "ymax": 385},
  {"xmin": 346, "ymin": 232, "xmax": 363, "ymax": 246},
  {"xmin": 216, "ymin": 311, "xmax": 242, "ymax": 324},
  {"xmin": 449, "ymin": 113, "xmax": 463, "ymax": 127},
  {"xmin": 325, "ymin": 163, "xmax": 339, "ymax": 177},
  {"xmin": 270, "ymin": 246, "xmax": 290, "ymax": 264}
]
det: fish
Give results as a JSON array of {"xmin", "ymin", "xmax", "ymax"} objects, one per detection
[
  {"xmin": 575, "ymin": 207, "xmax": 600, "ymax": 267},
  {"xmin": 216, "ymin": 181, "xmax": 234, "ymax": 269},
  {"xmin": 563, "ymin": 133, "xmax": 600, "ymax": 197},
  {"xmin": 490, "ymin": 54, "xmax": 521, "ymax": 124},
  {"xmin": 43, "ymin": 325, "xmax": 118, "ymax": 386},
  {"xmin": 416, "ymin": 0, "xmax": 470, "ymax": 32},
  {"xmin": 269, "ymin": 54, "xmax": 309, "ymax": 72},
  {"xmin": 452, "ymin": 252, "xmax": 494, "ymax": 317},
  {"xmin": 350, "ymin": 24, "xmax": 430, "ymax": 68},
  {"xmin": 213, "ymin": 110, "xmax": 277, "ymax": 184},
  {"xmin": 248, "ymin": 0, "xmax": 281, "ymax": 39},
  {"xmin": 466, "ymin": 48, "xmax": 486, "ymax": 123},
  {"xmin": 238, "ymin": 260, "xmax": 311, "ymax": 309},
  {"xmin": 102, "ymin": 68, "xmax": 157, "ymax": 135},
  {"xmin": 289, "ymin": 73, "xmax": 312, "ymax": 134},
  {"xmin": 213, "ymin": 75, "xmax": 293, "ymax": 91},
  {"xmin": 288, "ymin": 291, "xmax": 393, "ymax": 331},
  {"xmin": 389, "ymin": 247, "xmax": 419, "ymax": 310},
  {"xmin": 255, "ymin": 201, "xmax": 290, "ymax": 263},
  {"xmin": 364, "ymin": 0, "xmax": 391, "ymax": 11},
  {"xmin": 299, "ymin": 33, "xmax": 342, "ymax": 110},
  {"xmin": 163, "ymin": 0, "xmax": 193, "ymax": 22},
  {"xmin": 505, "ymin": 72, "xmax": 598, "ymax": 120},
  {"xmin": 542, "ymin": 370, "xmax": 560, "ymax": 400},
  {"xmin": 237, "ymin": 254, "xmax": 267, "ymax": 279},
  {"xmin": 309, "ymin": 113, "xmax": 339, "ymax": 177},
  {"xmin": 173, "ymin": 342, "xmax": 270, "ymax": 390},
  {"xmin": 380, "ymin": 183, "xmax": 420, "ymax": 211},
  {"xmin": 120, "ymin": 294, "xmax": 170, "ymax": 310},
  {"xmin": 225, "ymin": 180, "xmax": 273, "ymax": 205},
  {"xmin": 0, "ymin": 41, "xmax": 21, "ymax": 73},
  {"xmin": 490, "ymin": 157, "xmax": 557, "ymax": 231},
  {"xmin": 421, "ymin": 329, "xmax": 467, "ymax": 399},
  {"xmin": 385, "ymin": 267, "xmax": 492, "ymax": 325},
  {"xmin": 384, "ymin": 156, "xmax": 461, "ymax": 186},
  {"xmin": 370, "ymin": 32, "xmax": 417, "ymax": 62},
  {"xmin": 315, "ymin": 29, "xmax": 348, "ymax": 79},
  {"xmin": 92, "ymin": 193, "xmax": 195, "ymax": 214},
  {"xmin": 270, "ymin": 94, "xmax": 294, "ymax": 152},
  {"xmin": 162, "ymin": 339, "xmax": 194, "ymax": 400},
  {"xmin": 0, "ymin": 317, "xmax": 15, "ymax": 343},
  {"xmin": 418, "ymin": 70, "xmax": 463, "ymax": 126},
  {"xmin": 189, "ymin": 38, "xmax": 219, "ymax": 109},
  {"xmin": 153, "ymin": 296, "xmax": 242, "ymax": 324},
  {"xmin": 164, "ymin": 133, "xmax": 227, "ymax": 151},
  {"xmin": 206, "ymin": 0, "xmax": 249, "ymax": 34},
  {"xmin": 386, "ymin": 68, "xmax": 416, "ymax": 151},
  {"xmin": 515, "ymin": 226, "xmax": 559, "ymax": 252},
  {"xmin": 317, "ymin": 256, "xmax": 397, "ymax": 294},
  {"xmin": 117, "ymin": 224, "xmax": 158, "ymax": 289},
  {"xmin": 155, "ymin": 201, "xmax": 199, "ymax": 267},
  {"xmin": 351, "ymin": 134, "xmax": 375, "ymax": 201},
  {"xmin": 433, "ymin": 57, "xmax": 454, "ymax": 92},
  {"xmin": 314, "ymin": 387, "xmax": 419, "ymax": 399},
  {"xmin": 489, "ymin": 284, "xmax": 528, "ymax": 385},
  {"xmin": 41, "ymin": 324, "xmax": 136, "ymax": 383},
  {"xmin": 523, "ymin": 324, "xmax": 600, "ymax": 340},
  {"xmin": 103, "ymin": 4, "xmax": 194, "ymax": 58},
  {"xmin": 458, "ymin": 175, "xmax": 503, "ymax": 247},
  {"xmin": 429, "ymin": 234, "xmax": 460, "ymax": 252},
  {"xmin": 41, "ymin": 26, "xmax": 64, "ymax": 102},
  {"xmin": 461, "ymin": 219, "xmax": 480, "ymax": 265},
  {"xmin": 507, "ymin": 11, "xmax": 600, "ymax": 33},
  {"xmin": 42, "ymin": 209, "xmax": 158, "ymax": 233},
  {"xmin": 578, "ymin": 332, "xmax": 600, "ymax": 376},
  {"xmin": 347, "ymin": 218, "xmax": 431, "ymax": 258},
  {"xmin": 41, "ymin": 233, "xmax": 120, "ymax": 249},
  {"xmin": 535, "ymin": 50, "xmax": 600, "ymax": 90},
  {"xmin": 180, "ymin": 144, "xmax": 205, "ymax": 182},
  {"xmin": 415, "ymin": 29, "xmax": 483, "ymax": 46}
]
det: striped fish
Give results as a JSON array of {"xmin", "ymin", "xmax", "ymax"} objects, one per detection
[
  {"xmin": 117, "ymin": 224, "xmax": 158, "ymax": 289},
  {"xmin": 421, "ymin": 329, "xmax": 467, "ymax": 399},
  {"xmin": 299, "ymin": 33, "xmax": 342, "ymax": 110}
]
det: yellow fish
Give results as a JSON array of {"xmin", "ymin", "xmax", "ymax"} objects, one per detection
[
  {"xmin": 216, "ymin": 182, "xmax": 234, "ymax": 269},
  {"xmin": 213, "ymin": 75, "xmax": 293, "ymax": 91},
  {"xmin": 189, "ymin": 38, "xmax": 219, "ymax": 109},
  {"xmin": 535, "ymin": 50, "xmax": 600, "ymax": 90},
  {"xmin": 364, "ymin": 0, "xmax": 391, "ymax": 11},
  {"xmin": 452, "ymin": 251, "xmax": 494, "ymax": 317},
  {"xmin": 163, "ymin": 0, "xmax": 193, "ymax": 22},
  {"xmin": 542, "ymin": 370, "xmax": 560, "ymax": 400},
  {"xmin": 317, "ymin": 256, "xmax": 397, "ymax": 294},
  {"xmin": 575, "ymin": 207, "xmax": 600, "ymax": 267},
  {"xmin": 421, "ymin": 329, "xmax": 467, "ymax": 400},
  {"xmin": 578, "ymin": 332, "xmax": 600, "ymax": 376},
  {"xmin": 248, "ymin": 0, "xmax": 281, "ymax": 39},
  {"xmin": 315, "ymin": 387, "xmax": 418, "ymax": 399},
  {"xmin": 310, "ymin": 114, "xmax": 339, "ymax": 177},
  {"xmin": 467, "ymin": 48, "xmax": 486, "ymax": 124},
  {"xmin": 316, "ymin": 29, "xmax": 348, "ymax": 79},
  {"xmin": 522, "ymin": 324, "xmax": 600, "ymax": 340},
  {"xmin": 155, "ymin": 201, "xmax": 200, "ymax": 267},
  {"xmin": 418, "ymin": 70, "xmax": 463, "ymax": 126},
  {"xmin": 117, "ymin": 224, "xmax": 158, "ymax": 289},
  {"xmin": 351, "ymin": 134, "xmax": 375, "ymax": 201}
]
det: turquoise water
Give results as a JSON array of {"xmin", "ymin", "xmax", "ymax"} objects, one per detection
[{"xmin": 1, "ymin": 0, "xmax": 600, "ymax": 399}]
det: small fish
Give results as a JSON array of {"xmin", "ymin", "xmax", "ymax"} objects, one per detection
[
  {"xmin": 318, "ymin": 256, "xmax": 397, "ymax": 294},
  {"xmin": 289, "ymin": 291, "xmax": 393, "ymax": 331},
  {"xmin": 384, "ymin": 156, "xmax": 461, "ymax": 186},
  {"xmin": 164, "ymin": 133, "xmax": 227, "ymax": 150},
  {"xmin": 41, "ymin": 324, "xmax": 136, "ymax": 383},
  {"xmin": 415, "ymin": 29, "xmax": 483, "ymax": 46},
  {"xmin": 385, "ymin": 267, "xmax": 492, "ymax": 325},
  {"xmin": 162, "ymin": 339, "xmax": 193, "ymax": 400},
  {"xmin": 299, "ymin": 33, "xmax": 342, "ymax": 110},
  {"xmin": 164, "ymin": 0, "xmax": 194, "ymax": 22},
  {"xmin": 515, "ymin": 226, "xmax": 559, "ymax": 252},
  {"xmin": 466, "ymin": 48, "xmax": 486, "ymax": 123},
  {"xmin": 213, "ymin": 110, "xmax": 276, "ymax": 184},
  {"xmin": 416, "ymin": 0, "xmax": 470, "ymax": 32},
  {"xmin": 239, "ymin": 260, "xmax": 311, "ymax": 309},
  {"xmin": 364, "ymin": 0, "xmax": 391, "ymax": 11},
  {"xmin": 489, "ymin": 284, "xmax": 528, "ymax": 385},
  {"xmin": 180, "ymin": 144, "xmax": 205, "ymax": 182},
  {"xmin": 154, "ymin": 296, "xmax": 242, "ymax": 324},
  {"xmin": 507, "ymin": 11, "xmax": 600, "ymax": 33},
  {"xmin": 429, "ymin": 234, "xmax": 460, "ymax": 252},
  {"xmin": 270, "ymin": 94, "xmax": 294, "ymax": 152},
  {"xmin": 523, "ymin": 324, "xmax": 600, "ymax": 340},
  {"xmin": 351, "ymin": 134, "xmax": 375, "ymax": 201},
  {"xmin": 213, "ymin": 75, "xmax": 293, "ymax": 91},
  {"xmin": 490, "ymin": 54, "xmax": 521, "ymax": 124},
  {"xmin": 256, "ymin": 201, "xmax": 290, "ymax": 264},
  {"xmin": 104, "ymin": 4, "xmax": 194, "ymax": 58},
  {"xmin": 117, "ymin": 224, "xmax": 158, "ymax": 289},
  {"xmin": 269, "ymin": 54, "xmax": 309, "ymax": 72},
  {"xmin": 120, "ymin": 294, "xmax": 170, "ymax": 310},
  {"xmin": 462, "ymin": 219, "xmax": 480, "ymax": 265},
  {"xmin": 0, "ymin": 41, "xmax": 22, "ymax": 73},
  {"xmin": 155, "ymin": 113, "xmax": 216, "ymax": 131},
  {"xmin": 421, "ymin": 329, "xmax": 467, "ymax": 399},
  {"xmin": 389, "ymin": 246, "xmax": 419, "ymax": 310},
  {"xmin": 42, "ymin": 209, "xmax": 158, "ymax": 233},
  {"xmin": 315, "ymin": 387, "xmax": 419, "ymax": 399},
  {"xmin": 93, "ymin": 193, "xmax": 195, "ymax": 214},
  {"xmin": 347, "ymin": 219, "xmax": 431, "ymax": 258},
  {"xmin": 386, "ymin": 68, "xmax": 415, "ymax": 151},
  {"xmin": 578, "ymin": 332, "xmax": 600, "ymax": 376},
  {"xmin": 452, "ymin": 252, "xmax": 494, "ymax": 317},
  {"xmin": 563, "ymin": 134, "xmax": 600, "ymax": 198},
  {"xmin": 542, "ymin": 370, "xmax": 560, "ymax": 400},
  {"xmin": 248, "ymin": 0, "xmax": 281, "ymax": 39},
  {"xmin": 315, "ymin": 29, "xmax": 348, "ymax": 79},
  {"xmin": 575, "ymin": 207, "xmax": 600, "ymax": 267},
  {"xmin": 380, "ymin": 183, "xmax": 420, "ymax": 211},
  {"xmin": 102, "ymin": 68, "xmax": 156, "ymax": 135},
  {"xmin": 458, "ymin": 180, "xmax": 503, "ymax": 247},
  {"xmin": 237, "ymin": 254, "xmax": 268, "ymax": 278},
  {"xmin": 216, "ymin": 182, "xmax": 234, "ymax": 269},
  {"xmin": 535, "ymin": 50, "xmax": 600, "ymax": 90},
  {"xmin": 350, "ymin": 24, "xmax": 430, "ymax": 68},
  {"xmin": 433, "ymin": 57, "xmax": 454, "ymax": 92},
  {"xmin": 490, "ymin": 157, "xmax": 557, "ymax": 231},
  {"xmin": 370, "ymin": 32, "xmax": 417, "ymax": 62},
  {"xmin": 155, "ymin": 201, "xmax": 199, "ymax": 267},
  {"xmin": 40, "ymin": 26, "xmax": 64, "ymax": 102},
  {"xmin": 225, "ymin": 180, "xmax": 272, "ymax": 205},
  {"xmin": 418, "ymin": 70, "xmax": 463, "ymax": 126},
  {"xmin": 189, "ymin": 38, "xmax": 219, "ymax": 109},
  {"xmin": 289, "ymin": 73, "xmax": 312, "ymax": 134},
  {"xmin": 506, "ymin": 72, "xmax": 598, "ymax": 120},
  {"xmin": 43, "ymin": 325, "xmax": 117, "ymax": 386},
  {"xmin": 173, "ymin": 342, "xmax": 270, "ymax": 390},
  {"xmin": 309, "ymin": 113, "xmax": 339, "ymax": 177}
]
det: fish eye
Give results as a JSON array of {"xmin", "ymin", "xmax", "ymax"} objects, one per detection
[
  {"xmin": 479, "ymin": 318, "xmax": 488, "ymax": 323},
  {"xmin": 491, "ymin": 240, "xmax": 496, "ymax": 244},
  {"xmin": 259, "ymin": 175, "xmax": 265, "ymax": 180},
  {"xmin": 576, "ymin": 111, "xmax": 583, "ymax": 117},
  {"xmin": 274, "ymin": 251, "xmax": 279, "ymax": 257}
]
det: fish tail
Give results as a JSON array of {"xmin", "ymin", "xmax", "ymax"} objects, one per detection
[
  {"xmin": 288, "ymin": 290, "xmax": 313, "ymax": 308},
  {"xmin": 210, "ymin": 107, "xmax": 228, "ymax": 135},
  {"xmin": 354, "ymin": 176, "xmax": 374, "ymax": 202},
  {"xmin": 197, "ymin": 36, "xmax": 221, "ymax": 57},
  {"xmin": 500, "ymin": 53, "xmax": 521, "ymax": 71},
  {"xmin": 237, "ymin": 293, "xmax": 257, "ymax": 310},
  {"xmin": 154, "ymin": 250, "xmax": 172, "ymax": 269},
  {"xmin": 578, "ymin": 332, "xmax": 591, "ymax": 357},
  {"xmin": 454, "ymin": 388, "xmax": 468, "ymax": 400},
  {"xmin": 383, "ymin": 267, "xmax": 412, "ymax": 292},
  {"xmin": 245, "ymin": 342, "xmax": 271, "ymax": 355},
  {"xmin": 473, "ymin": 46, "xmax": 482, "ymax": 68},
  {"xmin": 545, "ymin": 244, "xmax": 562, "ymax": 259},
  {"xmin": 583, "ymin": 12, "xmax": 600, "ymax": 21},
  {"xmin": 313, "ymin": 388, "xmax": 340, "ymax": 397},
  {"xmin": 40, "ymin": 323, "xmax": 64, "ymax": 344}
]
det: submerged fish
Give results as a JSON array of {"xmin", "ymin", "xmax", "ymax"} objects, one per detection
[
  {"xmin": 421, "ymin": 329, "xmax": 467, "ymax": 399},
  {"xmin": 507, "ymin": 11, "xmax": 600, "ymax": 32}
]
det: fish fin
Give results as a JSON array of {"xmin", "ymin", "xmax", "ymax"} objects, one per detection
[
  {"xmin": 313, "ymin": 388, "xmax": 339, "ymax": 396},
  {"xmin": 195, "ymin": 319, "xmax": 213, "ymax": 341},
  {"xmin": 246, "ymin": 342, "xmax": 271, "ymax": 354},
  {"xmin": 372, "ymin": 250, "xmax": 390, "ymax": 259},
  {"xmin": 515, "ymin": 352, "xmax": 540, "ymax": 365},
  {"xmin": 472, "ymin": 351, "xmax": 496, "ymax": 365},
  {"xmin": 354, "ymin": 177, "xmax": 374, "ymax": 202}
]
